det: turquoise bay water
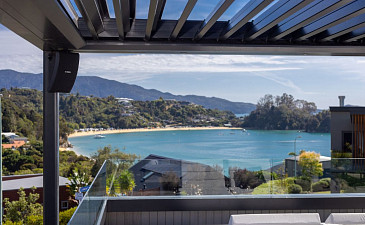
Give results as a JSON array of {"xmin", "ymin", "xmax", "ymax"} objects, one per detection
[{"xmin": 69, "ymin": 129, "xmax": 330, "ymax": 171}]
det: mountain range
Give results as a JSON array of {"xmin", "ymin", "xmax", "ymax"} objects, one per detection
[{"xmin": 0, "ymin": 70, "xmax": 256, "ymax": 113}]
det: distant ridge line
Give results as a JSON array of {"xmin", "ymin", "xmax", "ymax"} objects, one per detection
[{"xmin": 0, "ymin": 69, "xmax": 256, "ymax": 114}]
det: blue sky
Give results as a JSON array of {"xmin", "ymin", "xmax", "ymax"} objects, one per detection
[{"xmin": 1, "ymin": 0, "xmax": 365, "ymax": 109}]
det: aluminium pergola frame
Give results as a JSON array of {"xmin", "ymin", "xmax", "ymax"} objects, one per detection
[{"xmin": 2, "ymin": 0, "xmax": 365, "ymax": 224}]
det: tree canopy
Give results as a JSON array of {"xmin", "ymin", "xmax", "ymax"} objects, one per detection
[{"xmin": 243, "ymin": 93, "xmax": 330, "ymax": 132}]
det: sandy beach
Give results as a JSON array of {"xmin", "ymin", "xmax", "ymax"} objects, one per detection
[{"xmin": 68, "ymin": 126, "xmax": 242, "ymax": 138}]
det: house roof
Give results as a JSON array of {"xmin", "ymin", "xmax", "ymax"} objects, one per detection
[
  {"xmin": 1, "ymin": 0, "xmax": 365, "ymax": 55},
  {"xmin": 330, "ymin": 107, "xmax": 365, "ymax": 113},
  {"xmin": 130, "ymin": 154, "xmax": 228, "ymax": 194},
  {"xmin": 3, "ymin": 176, "xmax": 69, "ymax": 191},
  {"xmin": 286, "ymin": 155, "xmax": 331, "ymax": 162}
]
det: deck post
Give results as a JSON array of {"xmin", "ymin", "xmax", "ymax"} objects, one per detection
[{"xmin": 43, "ymin": 51, "xmax": 60, "ymax": 225}]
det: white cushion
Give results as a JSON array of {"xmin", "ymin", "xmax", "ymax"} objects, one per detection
[
  {"xmin": 325, "ymin": 213, "xmax": 365, "ymax": 224},
  {"xmin": 228, "ymin": 213, "xmax": 322, "ymax": 225}
]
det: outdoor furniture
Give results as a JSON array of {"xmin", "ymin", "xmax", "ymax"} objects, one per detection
[
  {"xmin": 324, "ymin": 213, "xmax": 365, "ymax": 224},
  {"xmin": 228, "ymin": 213, "xmax": 322, "ymax": 225}
]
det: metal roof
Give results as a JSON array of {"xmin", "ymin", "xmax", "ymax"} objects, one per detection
[
  {"xmin": 3, "ymin": 176, "xmax": 69, "ymax": 191},
  {"xmin": 2, "ymin": 0, "xmax": 365, "ymax": 55}
]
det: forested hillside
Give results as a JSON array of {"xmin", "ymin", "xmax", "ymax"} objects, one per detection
[
  {"xmin": 243, "ymin": 93, "xmax": 330, "ymax": 132},
  {"xmin": 60, "ymin": 95, "xmax": 242, "ymax": 129},
  {"xmin": 1, "ymin": 88, "xmax": 241, "ymax": 142}
]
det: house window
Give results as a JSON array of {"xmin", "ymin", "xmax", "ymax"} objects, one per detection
[
  {"xmin": 61, "ymin": 201, "xmax": 68, "ymax": 210},
  {"xmin": 343, "ymin": 132, "xmax": 352, "ymax": 153}
]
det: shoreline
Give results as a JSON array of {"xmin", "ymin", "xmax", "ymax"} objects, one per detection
[{"xmin": 68, "ymin": 126, "xmax": 242, "ymax": 138}]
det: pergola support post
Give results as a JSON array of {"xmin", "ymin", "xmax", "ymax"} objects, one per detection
[{"xmin": 43, "ymin": 51, "xmax": 60, "ymax": 225}]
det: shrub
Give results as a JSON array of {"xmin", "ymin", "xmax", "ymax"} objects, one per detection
[
  {"xmin": 20, "ymin": 163, "xmax": 37, "ymax": 170},
  {"xmin": 59, "ymin": 207, "xmax": 77, "ymax": 225},
  {"xmin": 312, "ymin": 178, "xmax": 330, "ymax": 192},
  {"xmin": 288, "ymin": 184, "xmax": 302, "ymax": 194},
  {"xmin": 295, "ymin": 178, "xmax": 311, "ymax": 192},
  {"xmin": 233, "ymin": 169, "xmax": 263, "ymax": 189},
  {"xmin": 14, "ymin": 169, "xmax": 34, "ymax": 175},
  {"xmin": 27, "ymin": 215, "xmax": 43, "ymax": 225},
  {"xmin": 4, "ymin": 221, "xmax": 22, "ymax": 225}
]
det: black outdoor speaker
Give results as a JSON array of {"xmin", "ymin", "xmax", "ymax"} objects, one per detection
[{"xmin": 47, "ymin": 51, "xmax": 79, "ymax": 93}]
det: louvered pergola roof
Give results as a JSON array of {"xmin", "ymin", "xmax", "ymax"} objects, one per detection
[{"xmin": 2, "ymin": 0, "xmax": 365, "ymax": 55}]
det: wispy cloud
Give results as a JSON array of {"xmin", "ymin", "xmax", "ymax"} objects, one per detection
[
  {"xmin": 0, "ymin": 30, "xmax": 42, "ymax": 73},
  {"xmin": 79, "ymin": 54, "xmax": 302, "ymax": 82},
  {"xmin": 253, "ymin": 72, "xmax": 318, "ymax": 95}
]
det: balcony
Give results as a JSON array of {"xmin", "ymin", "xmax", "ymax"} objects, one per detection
[{"xmin": 69, "ymin": 157, "xmax": 365, "ymax": 225}]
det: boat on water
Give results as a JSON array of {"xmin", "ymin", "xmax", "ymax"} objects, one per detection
[
  {"xmin": 242, "ymin": 128, "xmax": 247, "ymax": 132},
  {"xmin": 93, "ymin": 134, "xmax": 106, "ymax": 139}
]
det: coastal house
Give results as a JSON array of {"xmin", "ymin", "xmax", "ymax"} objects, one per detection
[
  {"xmin": 2, "ymin": 174, "xmax": 74, "ymax": 210},
  {"xmin": 2, "ymin": 136, "xmax": 28, "ymax": 149},
  {"xmin": 130, "ymin": 154, "xmax": 229, "ymax": 196},
  {"xmin": 3, "ymin": 0, "xmax": 365, "ymax": 224},
  {"xmin": 330, "ymin": 97, "xmax": 365, "ymax": 193},
  {"xmin": 285, "ymin": 155, "xmax": 331, "ymax": 178}
]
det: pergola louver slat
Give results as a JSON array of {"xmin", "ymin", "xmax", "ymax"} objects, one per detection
[
  {"xmin": 63, "ymin": 0, "xmax": 80, "ymax": 21},
  {"xmin": 194, "ymin": 0, "xmax": 235, "ymax": 41},
  {"xmin": 74, "ymin": 0, "xmax": 104, "ymax": 38},
  {"xmin": 270, "ymin": 0, "xmax": 353, "ymax": 41},
  {"xmin": 170, "ymin": 0, "xmax": 198, "ymax": 40},
  {"xmin": 97, "ymin": 0, "xmax": 110, "ymax": 19},
  {"xmin": 152, "ymin": 0, "xmax": 166, "ymax": 32},
  {"xmin": 319, "ymin": 14, "xmax": 365, "ymax": 42},
  {"xmin": 145, "ymin": 0, "xmax": 166, "ymax": 41},
  {"xmin": 245, "ymin": 0, "xmax": 316, "ymax": 40},
  {"xmin": 113, "ymin": 0, "xmax": 133, "ymax": 39},
  {"xmin": 342, "ymin": 26, "xmax": 365, "ymax": 42},
  {"xmin": 295, "ymin": 0, "xmax": 365, "ymax": 41},
  {"xmin": 219, "ymin": 0, "xmax": 274, "ymax": 41}
]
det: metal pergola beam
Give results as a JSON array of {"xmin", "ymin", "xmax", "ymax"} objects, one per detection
[
  {"xmin": 78, "ymin": 40, "xmax": 365, "ymax": 56},
  {"xmin": 194, "ymin": 0, "xmax": 234, "ymax": 41},
  {"xmin": 170, "ymin": 0, "xmax": 198, "ymax": 40},
  {"xmin": 0, "ymin": 7, "xmax": 44, "ymax": 49},
  {"xmin": 296, "ymin": 0, "xmax": 365, "ymax": 41},
  {"xmin": 319, "ymin": 14, "xmax": 365, "ymax": 42},
  {"xmin": 219, "ymin": 0, "xmax": 273, "ymax": 41},
  {"xmin": 270, "ymin": 0, "xmax": 352, "ymax": 41},
  {"xmin": 0, "ymin": 0, "xmax": 85, "ymax": 50},
  {"xmin": 245, "ymin": 0, "xmax": 315, "ymax": 40},
  {"xmin": 74, "ymin": 0, "xmax": 105, "ymax": 38}
]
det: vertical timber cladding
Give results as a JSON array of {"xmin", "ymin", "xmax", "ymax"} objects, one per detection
[{"xmin": 351, "ymin": 114, "xmax": 365, "ymax": 169}]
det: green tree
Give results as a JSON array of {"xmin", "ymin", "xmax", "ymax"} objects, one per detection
[
  {"xmin": 160, "ymin": 172, "xmax": 180, "ymax": 192},
  {"xmin": 90, "ymin": 146, "xmax": 138, "ymax": 177},
  {"xmin": 298, "ymin": 151, "xmax": 323, "ymax": 191},
  {"xmin": 67, "ymin": 168, "xmax": 91, "ymax": 197},
  {"xmin": 118, "ymin": 170, "xmax": 135, "ymax": 195},
  {"xmin": 4, "ymin": 187, "xmax": 43, "ymax": 223}
]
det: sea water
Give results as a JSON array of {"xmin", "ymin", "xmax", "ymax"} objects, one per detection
[{"xmin": 69, "ymin": 129, "xmax": 330, "ymax": 171}]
